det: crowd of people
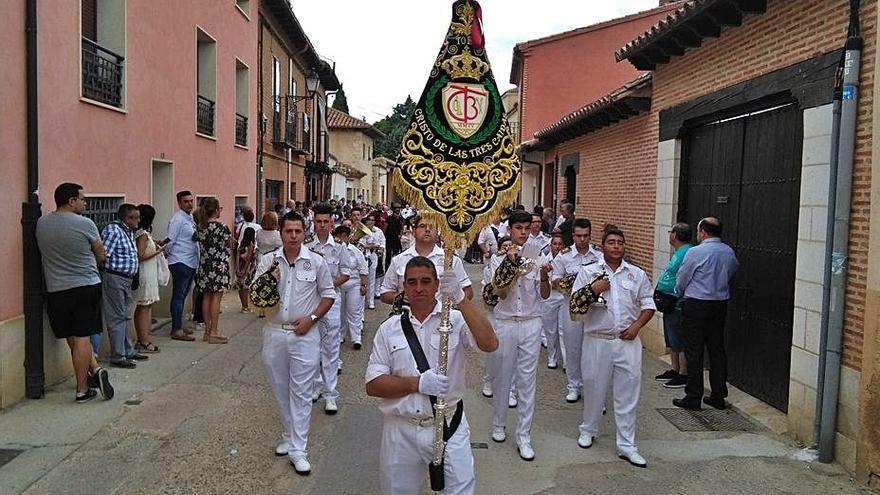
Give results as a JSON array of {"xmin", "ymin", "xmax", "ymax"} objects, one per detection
[{"xmin": 35, "ymin": 182, "xmax": 738, "ymax": 494}]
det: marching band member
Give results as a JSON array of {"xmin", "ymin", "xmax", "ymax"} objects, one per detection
[
  {"xmin": 366, "ymin": 256, "xmax": 497, "ymax": 495},
  {"xmin": 256, "ymin": 212, "xmax": 335, "ymax": 475},
  {"xmin": 334, "ymin": 225, "xmax": 369, "ymax": 349},
  {"xmin": 550, "ymin": 218, "xmax": 603, "ymax": 403},
  {"xmin": 484, "ymin": 210, "xmax": 550, "ymax": 461},
  {"xmin": 526, "ymin": 213, "xmax": 551, "ymax": 255},
  {"xmin": 304, "ymin": 203, "xmax": 354, "ymax": 413},
  {"xmin": 568, "ymin": 226, "xmax": 654, "ymax": 468},
  {"xmin": 540, "ymin": 233, "xmax": 567, "ymax": 369},
  {"xmin": 379, "ymin": 215, "xmax": 472, "ymax": 307},
  {"xmin": 359, "ymin": 212, "xmax": 386, "ymax": 310}
]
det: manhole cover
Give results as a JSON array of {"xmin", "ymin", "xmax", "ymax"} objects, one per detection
[
  {"xmin": 656, "ymin": 408, "xmax": 761, "ymax": 432},
  {"xmin": 0, "ymin": 449, "xmax": 23, "ymax": 469}
]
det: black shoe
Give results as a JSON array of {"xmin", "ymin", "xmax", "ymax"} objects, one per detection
[
  {"xmin": 663, "ymin": 375, "xmax": 687, "ymax": 389},
  {"xmin": 128, "ymin": 353, "xmax": 149, "ymax": 361},
  {"xmin": 87, "ymin": 370, "xmax": 99, "ymax": 389},
  {"xmin": 703, "ymin": 397, "xmax": 728, "ymax": 410},
  {"xmin": 110, "ymin": 359, "xmax": 136, "ymax": 369},
  {"xmin": 352, "ymin": 342, "xmax": 362, "ymax": 350},
  {"xmin": 655, "ymin": 369, "xmax": 678, "ymax": 381},
  {"xmin": 672, "ymin": 398, "xmax": 701, "ymax": 411},
  {"xmin": 75, "ymin": 389, "xmax": 97, "ymax": 404},
  {"xmin": 95, "ymin": 367, "xmax": 114, "ymax": 400}
]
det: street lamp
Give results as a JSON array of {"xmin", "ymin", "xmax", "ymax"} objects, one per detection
[{"xmin": 305, "ymin": 69, "xmax": 320, "ymax": 97}]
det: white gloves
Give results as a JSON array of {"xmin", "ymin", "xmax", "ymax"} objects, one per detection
[
  {"xmin": 418, "ymin": 369, "xmax": 450, "ymax": 397},
  {"xmin": 439, "ymin": 269, "xmax": 465, "ymax": 305}
]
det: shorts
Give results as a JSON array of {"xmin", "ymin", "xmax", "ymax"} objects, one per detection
[
  {"xmin": 662, "ymin": 310, "xmax": 684, "ymax": 352},
  {"xmin": 45, "ymin": 284, "xmax": 103, "ymax": 339}
]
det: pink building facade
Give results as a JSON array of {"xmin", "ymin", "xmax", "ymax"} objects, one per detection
[{"xmin": 0, "ymin": 0, "xmax": 258, "ymax": 408}]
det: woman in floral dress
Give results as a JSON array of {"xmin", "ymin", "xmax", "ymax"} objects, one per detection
[{"xmin": 196, "ymin": 197, "xmax": 232, "ymax": 344}]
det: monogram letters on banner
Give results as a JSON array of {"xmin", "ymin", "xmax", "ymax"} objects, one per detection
[{"xmin": 394, "ymin": 0, "xmax": 521, "ymax": 244}]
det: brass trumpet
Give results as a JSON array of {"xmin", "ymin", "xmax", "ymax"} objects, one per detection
[{"xmin": 350, "ymin": 221, "xmax": 373, "ymax": 244}]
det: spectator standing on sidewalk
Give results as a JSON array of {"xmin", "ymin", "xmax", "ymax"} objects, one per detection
[
  {"xmin": 384, "ymin": 203, "xmax": 404, "ymax": 269},
  {"xmin": 195, "ymin": 197, "xmax": 232, "ymax": 344},
  {"xmin": 166, "ymin": 191, "xmax": 199, "ymax": 342},
  {"xmin": 36, "ymin": 183, "xmax": 114, "ymax": 403},
  {"xmin": 653, "ymin": 222, "xmax": 693, "ymax": 389},
  {"xmin": 673, "ymin": 217, "xmax": 739, "ymax": 411},
  {"xmin": 133, "ymin": 204, "xmax": 165, "ymax": 353},
  {"xmin": 100, "ymin": 203, "xmax": 148, "ymax": 369}
]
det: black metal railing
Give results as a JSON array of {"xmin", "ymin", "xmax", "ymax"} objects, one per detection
[
  {"xmin": 197, "ymin": 95, "xmax": 215, "ymax": 136},
  {"xmin": 235, "ymin": 113, "xmax": 248, "ymax": 146},
  {"xmin": 81, "ymin": 37, "xmax": 124, "ymax": 107},
  {"xmin": 272, "ymin": 96, "xmax": 309, "ymax": 152}
]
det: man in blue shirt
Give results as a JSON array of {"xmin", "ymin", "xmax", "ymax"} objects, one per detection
[
  {"xmin": 672, "ymin": 217, "xmax": 739, "ymax": 411},
  {"xmin": 166, "ymin": 190, "xmax": 199, "ymax": 342}
]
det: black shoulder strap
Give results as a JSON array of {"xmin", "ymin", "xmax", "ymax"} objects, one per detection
[{"xmin": 400, "ymin": 310, "xmax": 430, "ymax": 373}]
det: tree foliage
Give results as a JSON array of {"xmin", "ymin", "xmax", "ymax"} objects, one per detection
[
  {"xmin": 331, "ymin": 85, "xmax": 350, "ymax": 113},
  {"xmin": 373, "ymin": 96, "xmax": 416, "ymax": 160}
]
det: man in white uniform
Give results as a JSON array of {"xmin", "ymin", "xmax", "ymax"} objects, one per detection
[
  {"xmin": 540, "ymin": 233, "xmax": 567, "ymax": 369},
  {"xmin": 359, "ymin": 213, "xmax": 385, "ymax": 310},
  {"xmin": 366, "ymin": 256, "xmax": 498, "ymax": 495},
  {"xmin": 525, "ymin": 213, "xmax": 551, "ymax": 255},
  {"xmin": 255, "ymin": 212, "xmax": 336, "ymax": 475},
  {"xmin": 550, "ymin": 218, "xmax": 603, "ymax": 403},
  {"xmin": 569, "ymin": 226, "xmax": 654, "ymax": 468},
  {"xmin": 380, "ymin": 215, "xmax": 472, "ymax": 306},
  {"xmin": 304, "ymin": 203, "xmax": 354, "ymax": 413},
  {"xmin": 335, "ymin": 225, "xmax": 369, "ymax": 349},
  {"xmin": 485, "ymin": 210, "xmax": 550, "ymax": 461}
]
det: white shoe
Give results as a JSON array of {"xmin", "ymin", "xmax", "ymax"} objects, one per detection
[
  {"xmin": 325, "ymin": 397, "xmax": 338, "ymax": 415},
  {"xmin": 311, "ymin": 389, "xmax": 321, "ymax": 402},
  {"xmin": 491, "ymin": 426, "xmax": 506, "ymax": 443},
  {"xmin": 517, "ymin": 442, "xmax": 535, "ymax": 461},
  {"xmin": 481, "ymin": 381, "xmax": 493, "ymax": 398},
  {"xmin": 565, "ymin": 390, "xmax": 580, "ymax": 403},
  {"xmin": 577, "ymin": 433, "xmax": 593, "ymax": 449},
  {"xmin": 618, "ymin": 449, "xmax": 647, "ymax": 468},
  {"xmin": 290, "ymin": 455, "xmax": 311, "ymax": 475},
  {"xmin": 508, "ymin": 392, "xmax": 518, "ymax": 408},
  {"xmin": 547, "ymin": 360, "xmax": 558, "ymax": 369},
  {"xmin": 275, "ymin": 441, "xmax": 290, "ymax": 456}
]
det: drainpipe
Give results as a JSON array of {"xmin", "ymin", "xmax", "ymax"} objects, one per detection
[
  {"xmin": 257, "ymin": 21, "xmax": 265, "ymax": 216},
  {"xmin": 23, "ymin": 0, "xmax": 44, "ymax": 399},
  {"xmin": 817, "ymin": 0, "xmax": 862, "ymax": 464}
]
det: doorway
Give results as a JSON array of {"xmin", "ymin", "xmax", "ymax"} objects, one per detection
[{"xmin": 151, "ymin": 159, "xmax": 174, "ymax": 240}]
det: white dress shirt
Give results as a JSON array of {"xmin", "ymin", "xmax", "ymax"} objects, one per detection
[
  {"xmin": 381, "ymin": 244, "xmax": 471, "ymax": 295},
  {"xmin": 550, "ymin": 245, "xmax": 603, "ymax": 285},
  {"xmin": 570, "ymin": 260, "xmax": 655, "ymax": 336},
  {"xmin": 165, "ymin": 210, "xmax": 200, "ymax": 268},
  {"xmin": 488, "ymin": 250, "xmax": 543, "ymax": 320},
  {"xmin": 305, "ymin": 235, "xmax": 353, "ymax": 279},
  {"xmin": 365, "ymin": 303, "xmax": 476, "ymax": 418},
  {"xmin": 255, "ymin": 247, "xmax": 336, "ymax": 325},
  {"xmin": 526, "ymin": 231, "xmax": 551, "ymax": 255}
]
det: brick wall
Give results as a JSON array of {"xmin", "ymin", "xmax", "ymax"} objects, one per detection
[
  {"xmin": 650, "ymin": 0, "xmax": 876, "ymax": 370},
  {"xmin": 551, "ymin": 113, "xmax": 658, "ymax": 273}
]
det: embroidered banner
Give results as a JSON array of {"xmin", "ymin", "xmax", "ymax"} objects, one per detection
[{"xmin": 393, "ymin": 0, "xmax": 521, "ymax": 243}]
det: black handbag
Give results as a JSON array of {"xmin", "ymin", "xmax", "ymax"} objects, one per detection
[{"xmin": 653, "ymin": 289, "xmax": 678, "ymax": 314}]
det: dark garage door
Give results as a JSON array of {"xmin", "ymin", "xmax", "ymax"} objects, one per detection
[{"xmin": 682, "ymin": 103, "xmax": 802, "ymax": 411}]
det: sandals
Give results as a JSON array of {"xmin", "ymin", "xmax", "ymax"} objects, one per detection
[
  {"xmin": 136, "ymin": 341, "xmax": 160, "ymax": 353},
  {"xmin": 203, "ymin": 333, "xmax": 229, "ymax": 344}
]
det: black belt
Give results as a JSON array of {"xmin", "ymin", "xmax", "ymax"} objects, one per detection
[{"xmin": 101, "ymin": 268, "xmax": 137, "ymax": 280}]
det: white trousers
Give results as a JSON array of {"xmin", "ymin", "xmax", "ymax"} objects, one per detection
[
  {"xmin": 365, "ymin": 251, "xmax": 378, "ymax": 308},
  {"xmin": 541, "ymin": 293, "xmax": 565, "ymax": 366},
  {"xmin": 491, "ymin": 317, "xmax": 542, "ymax": 446},
  {"xmin": 380, "ymin": 414, "xmax": 475, "ymax": 495},
  {"xmin": 562, "ymin": 306, "xmax": 585, "ymax": 393},
  {"xmin": 313, "ymin": 291, "xmax": 341, "ymax": 399},
  {"xmin": 262, "ymin": 325, "xmax": 321, "ymax": 458},
  {"xmin": 579, "ymin": 335, "xmax": 642, "ymax": 451},
  {"xmin": 340, "ymin": 280, "xmax": 364, "ymax": 344}
]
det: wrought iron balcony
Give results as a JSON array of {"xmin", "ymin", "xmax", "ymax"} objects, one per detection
[
  {"xmin": 235, "ymin": 113, "xmax": 248, "ymax": 146},
  {"xmin": 272, "ymin": 96, "xmax": 309, "ymax": 153},
  {"xmin": 197, "ymin": 95, "xmax": 215, "ymax": 136},
  {"xmin": 81, "ymin": 37, "xmax": 124, "ymax": 107}
]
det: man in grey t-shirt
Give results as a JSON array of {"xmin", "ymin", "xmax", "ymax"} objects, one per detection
[{"xmin": 36, "ymin": 183, "xmax": 114, "ymax": 403}]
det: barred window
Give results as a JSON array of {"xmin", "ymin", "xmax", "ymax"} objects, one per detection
[{"xmin": 82, "ymin": 196, "xmax": 123, "ymax": 231}]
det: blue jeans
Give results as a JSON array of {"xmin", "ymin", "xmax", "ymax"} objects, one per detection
[
  {"xmin": 169, "ymin": 262, "xmax": 196, "ymax": 332},
  {"xmin": 90, "ymin": 333, "xmax": 102, "ymax": 355}
]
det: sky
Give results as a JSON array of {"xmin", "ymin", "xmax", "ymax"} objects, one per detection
[{"xmin": 294, "ymin": 0, "xmax": 660, "ymax": 123}]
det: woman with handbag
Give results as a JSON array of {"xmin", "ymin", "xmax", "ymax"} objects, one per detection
[
  {"xmin": 134, "ymin": 204, "xmax": 165, "ymax": 353},
  {"xmin": 653, "ymin": 222, "xmax": 693, "ymax": 388}
]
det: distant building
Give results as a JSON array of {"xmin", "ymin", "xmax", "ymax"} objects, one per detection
[{"xmin": 328, "ymin": 108, "xmax": 385, "ymax": 203}]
